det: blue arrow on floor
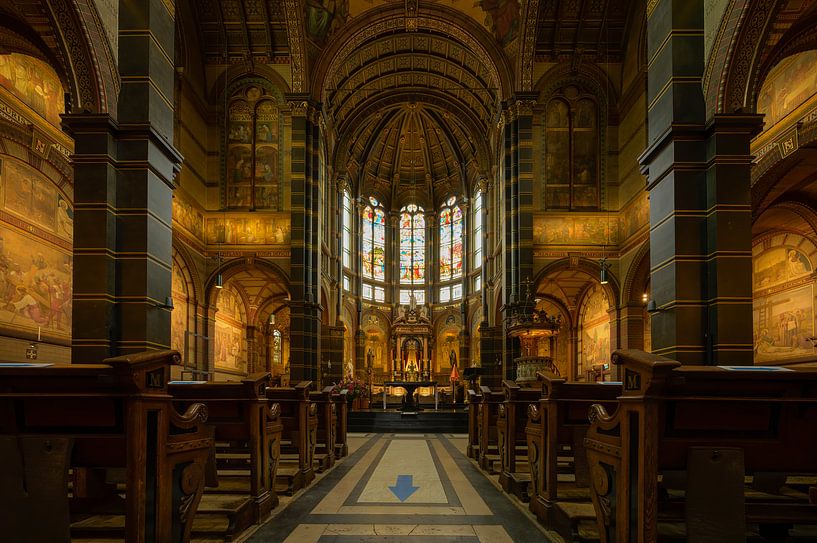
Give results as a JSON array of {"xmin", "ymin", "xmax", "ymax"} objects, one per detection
[{"xmin": 389, "ymin": 474, "xmax": 419, "ymax": 502}]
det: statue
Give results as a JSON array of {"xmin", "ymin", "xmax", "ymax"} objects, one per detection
[
  {"xmin": 449, "ymin": 349, "xmax": 458, "ymax": 369},
  {"xmin": 366, "ymin": 348, "xmax": 374, "ymax": 370},
  {"xmin": 345, "ymin": 359, "xmax": 354, "ymax": 379}
]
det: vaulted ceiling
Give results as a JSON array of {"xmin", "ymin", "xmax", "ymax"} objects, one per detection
[{"xmin": 534, "ymin": 0, "xmax": 632, "ymax": 61}]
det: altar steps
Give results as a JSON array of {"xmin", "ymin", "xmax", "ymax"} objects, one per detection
[{"xmin": 348, "ymin": 409, "xmax": 468, "ymax": 433}]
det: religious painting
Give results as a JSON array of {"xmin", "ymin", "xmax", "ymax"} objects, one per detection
[
  {"xmin": 214, "ymin": 284, "xmax": 247, "ymax": 372},
  {"xmin": 0, "ymin": 226, "xmax": 72, "ymax": 338},
  {"xmin": 753, "ymin": 245, "xmax": 813, "ymax": 291},
  {"xmin": 306, "ymin": 0, "xmax": 349, "ymax": 43},
  {"xmin": 620, "ymin": 192, "xmax": 649, "ymax": 242},
  {"xmin": 477, "ymin": 0, "xmax": 520, "ymax": 45},
  {"xmin": 0, "ymin": 53, "xmax": 64, "ymax": 126},
  {"xmin": 171, "ymin": 262, "xmax": 189, "ymax": 356},
  {"xmin": 225, "ymin": 84, "xmax": 283, "ymax": 210},
  {"xmin": 0, "ymin": 158, "xmax": 61, "ymax": 233},
  {"xmin": 533, "ymin": 214, "xmax": 618, "ymax": 246},
  {"xmin": 753, "ymin": 285, "xmax": 814, "ymax": 363},
  {"xmin": 580, "ymin": 287, "xmax": 610, "ymax": 380},
  {"xmin": 172, "ymin": 194, "xmax": 205, "ymax": 241},
  {"xmin": 205, "ymin": 214, "xmax": 291, "ymax": 245},
  {"xmin": 757, "ymin": 50, "xmax": 817, "ymax": 131}
]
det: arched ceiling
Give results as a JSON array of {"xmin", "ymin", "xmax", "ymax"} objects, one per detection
[{"xmin": 534, "ymin": 0, "xmax": 632, "ymax": 61}]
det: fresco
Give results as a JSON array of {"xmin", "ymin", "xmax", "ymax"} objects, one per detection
[
  {"xmin": 171, "ymin": 263, "xmax": 189, "ymax": 356},
  {"xmin": 757, "ymin": 50, "xmax": 817, "ymax": 131},
  {"xmin": 0, "ymin": 226, "xmax": 72, "ymax": 338},
  {"xmin": 753, "ymin": 285, "xmax": 814, "ymax": 363},
  {"xmin": 580, "ymin": 286, "xmax": 610, "ymax": 380},
  {"xmin": 214, "ymin": 284, "xmax": 247, "ymax": 372},
  {"xmin": 226, "ymin": 86, "xmax": 282, "ymax": 210},
  {"xmin": 205, "ymin": 214, "xmax": 291, "ymax": 245},
  {"xmin": 477, "ymin": 0, "xmax": 520, "ymax": 44},
  {"xmin": 620, "ymin": 192, "xmax": 649, "ymax": 242},
  {"xmin": 753, "ymin": 245, "xmax": 813, "ymax": 291},
  {"xmin": 533, "ymin": 214, "xmax": 619, "ymax": 245},
  {"xmin": 0, "ymin": 53, "xmax": 64, "ymax": 126},
  {"xmin": 172, "ymin": 195, "xmax": 204, "ymax": 241},
  {"xmin": 307, "ymin": 0, "xmax": 349, "ymax": 42}
]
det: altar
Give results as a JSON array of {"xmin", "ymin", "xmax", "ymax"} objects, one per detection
[{"xmin": 382, "ymin": 380, "xmax": 438, "ymax": 413}]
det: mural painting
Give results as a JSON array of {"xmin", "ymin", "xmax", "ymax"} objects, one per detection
[
  {"xmin": 619, "ymin": 192, "xmax": 649, "ymax": 242},
  {"xmin": 171, "ymin": 263, "xmax": 189, "ymax": 356},
  {"xmin": 533, "ymin": 214, "xmax": 618, "ymax": 246},
  {"xmin": 226, "ymin": 85, "xmax": 282, "ymax": 210},
  {"xmin": 757, "ymin": 50, "xmax": 817, "ymax": 131},
  {"xmin": 753, "ymin": 285, "xmax": 814, "ymax": 363},
  {"xmin": 306, "ymin": 0, "xmax": 349, "ymax": 42},
  {"xmin": 753, "ymin": 245, "xmax": 813, "ymax": 291},
  {"xmin": 478, "ymin": 0, "xmax": 520, "ymax": 44},
  {"xmin": 214, "ymin": 284, "xmax": 247, "ymax": 372},
  {"xmin": 0, "ymin": 227, "xmax": 72, "ymax": 338},
  {"xmin": 205, "ymin": 214, "xmax": 291, "ymax": 245},
  {"xmin": 0, "ymin": 158, "xmax": 75, "ymax": 240},
  {"xmin": 0, "ymin": 53, "xmax": 64, "ymax": 126},
  {"xmin": 172, "ymin": 195, "xmax": 205, "ymax": 241},
  {"xmin": 580, "ymin": 286, "xmax": 610, "ymax": 380}
]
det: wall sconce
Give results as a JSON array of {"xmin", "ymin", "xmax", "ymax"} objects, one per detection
[
  {"xmin": 646, "ymin": 300, "xmax": 658, "ymax": 313},
  {"xmin": 599, "ymin": 258, "xmax": 609, "ymax": 285},
  {"xmin": 153, "ymin": 296, "xmax": 174, "ymax": 310},
  {"xmin": 215, "ymin": 273, "xmax": 223, "ymax": 289}
]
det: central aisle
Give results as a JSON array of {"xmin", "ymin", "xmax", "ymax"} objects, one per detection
[{"xmin": 247, "ymin": 433, "xmax": 553, "ymax": 542}]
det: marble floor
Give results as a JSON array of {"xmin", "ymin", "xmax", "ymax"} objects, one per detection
[{"xmin": 245, "ymin": 433, "xmax": 555, "ymax": 543}]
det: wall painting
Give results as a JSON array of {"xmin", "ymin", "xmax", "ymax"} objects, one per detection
[
  {"xmin": 753, "ymin": 245, "xmax": 812, "ymax": 291},
  {"xmin": 205, "ymin": 214, "xmax": 291, "ymax": 246},
  {"xmin": 214, "ymin": 284, "xmax": 247, "ymax": 372},
  {"xmin": 172, "ymin": 195, "xmax": 204, "ymax": 242},
  {"xmin": 757, "ymin": 50, "xmax": 817, "ymax": 131},
  {"xmin": 533, "ymin": 214, "xmax": 619, "ymax": 246},
  {"xmin": 580, "ymin": 286, "xmax": 610, "ymax": 379},
  {"xmin": 754, "ymin": 284, "xmax": 814, "ymax": 363},
  {"xmin": 0, "ymin": 53, "xmax": 64, "ymax": 127}
]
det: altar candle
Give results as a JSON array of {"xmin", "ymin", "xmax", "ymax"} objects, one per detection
[{"xmin": 37, "ymin": 327, "xmax": 41, "ymax": 342}]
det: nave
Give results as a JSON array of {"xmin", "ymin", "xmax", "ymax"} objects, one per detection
[{"xmin": 245, "ymin": 433, "xmax": 549, "ymax": 543}]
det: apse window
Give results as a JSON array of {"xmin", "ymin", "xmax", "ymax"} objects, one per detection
[
  {"xmin": 474, "ymin": 275, "xmax": 481, "ymax": 291},
  {"xmin": 399, "ymin": 289, "xmax": 425, "ymax": 305},
  {"xmin": 362, "ymin": 283, "xmax": 374, "ymax": 300},
  {"xmin": 343, "ymin": 275, "xmax": 351, "ymax": 292},
  {"xmin": 373, "ymin": 286, "xmax": 385, "ymax": 303}
]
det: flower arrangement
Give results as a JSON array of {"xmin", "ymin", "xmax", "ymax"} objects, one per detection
[{"xmin": 332, "ymin": 377, "xmax": 370, "ymax": 401}]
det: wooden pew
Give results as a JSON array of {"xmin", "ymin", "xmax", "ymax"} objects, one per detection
[
  {"xmin": 266, "ymin": 381, "xmax": 317, "ymax": 495},
  {"xmin": 0, "ymin": 349, "xmax": 213, "ymax": 543},
  {"xmin": 478, "ymin": 385, "xmax": 505, "ymax": 474},
  {"xmin": 585, "ymin": 349, "xmax": 817, "ymax": 543},
  {"xmin": 333, "ymin": 392, "xmax": 348, "ymax": 458},
  {"xmin": 497, "ymin": 380, "xmax": 541, "ymax": 501},
  {"xmin": 169, "ymin": 373, "xmax": 283, "ymax": 540},
  {"xmin": 309, "ymin": 386, "xmax": 338, "ymax": 472},
  {"xmin": 526, "ymin": 372, "xmax": 621, "ymax": 542},
  {"xmin": 467, "ymin": 387, "xmax": 483, "ymax": 459}
]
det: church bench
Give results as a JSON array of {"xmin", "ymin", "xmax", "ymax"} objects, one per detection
[
  {"xmin": 497, "ymin": 380, "xmax": 542, "ymax": 501},
  {"xmin": 265, "ymin": 381, "xmax": 317, "ymax": 495},
  {"xmin": 309, "ymin": 386, "xmax": 338, "ymax": 472},
  {"xmin": 332, "ymin": 391, "xmax": 348, "ymax": 458},
  {"xmin": 0, "ymin": 349, "xmax": 213, "ymax": 543},
  {"xmin": 585, "ymin": 349, "xmax": 817, "ymax": 543},
  {"xmin": 467, "ymin": 387, "xmax": 483, "ymax": 459},
  {"xmin": 169, "ymin": 372, "xmax": 283, "ymax": 541},
  {"xmin": 525, "ymin": 372, "xmax": 621, "ymax": 542},
  {"xmin": 477, "ymin": 385, "xmax": 505, "ymax": 474}
]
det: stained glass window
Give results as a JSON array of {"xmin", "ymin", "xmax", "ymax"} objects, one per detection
[
  {"xmin": 473, "ymin": 191, "xmax": 483, "ymax": 268},
  {"xmin": 362, "ymin": 197, "xmax": 386, "ymax": 281},
  {"xmin": 342, "ymin": 190, "xmax": 352, "ymax": 269},
  {"xmin": 439, "ymin": 196, "xmax": 463, "ymax": 282},
  {"xmin": 399, "ymin": 204, "xmax": 425, "ymax": 285}
]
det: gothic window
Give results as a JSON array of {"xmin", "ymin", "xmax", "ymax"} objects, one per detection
[
  {"xmin": 400, "ymin": 204, "xmax": 425, "ymax": 285},
  {"xmin": 342, "ymin": 190, "xmax": 352, "ymax": 270},
  {"xmin": 439, "ymin": 196, "xmax": 463, "ymax": 282},
  {"xmin": 226, "ymin": 83, "xmax": 282, "ymax": 209},
  {"xmin": 544, "ymin": 88, "xmax": 599, "ymax": 210},
  {"xmin": 473, "ymin": 191, "xmax": 483, "ymax": 270},
  {"xmin": 362, "ymin": 197, "xmax": 386, "ymax": 281}
]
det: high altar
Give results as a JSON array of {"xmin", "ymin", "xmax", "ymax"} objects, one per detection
[{"xmin": 390, "ymin": 294, "xmax": 433, "ymax": 381}]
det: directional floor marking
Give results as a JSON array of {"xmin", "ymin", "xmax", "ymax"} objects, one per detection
[{"xmin": 358, "ymin": 439, "xmax": 447, "ymax": 503}]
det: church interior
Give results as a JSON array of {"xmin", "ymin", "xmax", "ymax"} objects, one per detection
[{"xmin": 3, "ymin": 0, "xmax": 817, "ymax": 541}]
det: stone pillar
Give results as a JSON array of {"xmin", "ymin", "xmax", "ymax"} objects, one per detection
[
  {"xmin": 287, "ymin": 96, "xmax": 322, "ymax": 380},
  {"xmin": 66, "ymin": 0, "xmax": 181, "ymax": 363},
  {"xmin": 639, "ymin": 0, "xmax": 706, "ymax": 365}
]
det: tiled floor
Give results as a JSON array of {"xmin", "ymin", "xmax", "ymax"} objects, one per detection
[{"xmin": 245, "ymin": 433, "xmax": 554, "ymax": 543}]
